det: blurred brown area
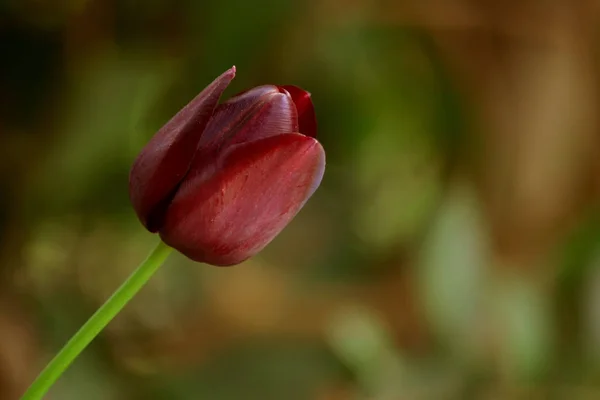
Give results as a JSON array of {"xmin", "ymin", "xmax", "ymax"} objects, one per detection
[{"xmin": 2, "ymin": 0, "xmax": 600, "ymax": 399}]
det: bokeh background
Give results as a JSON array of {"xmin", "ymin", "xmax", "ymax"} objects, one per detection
[{"xmin": 2, "ymin": 0, "xmax": 600, "ymax": 399}]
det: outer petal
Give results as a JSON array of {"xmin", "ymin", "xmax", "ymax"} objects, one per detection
[
  {"xmin": 279, "ymin": 85, "xmax": 317, "ymax": 138},
  {"xmin": 160, "ymin": 133, "xmax": 326, "ymax": 266},
  {"xmin": 129, "ymin": 67, "xmax": 235, "ymax": 232},
  {"xmin": 196, "ymin": 85, "xmax": 297, "ymax": 152},
  {"xmin": 227, "ymin": 91, "xmax": 298, "ymax": 145},
  {"xmin": 186, "ymin": 90, "xmax": 299, "ymax": 181}
]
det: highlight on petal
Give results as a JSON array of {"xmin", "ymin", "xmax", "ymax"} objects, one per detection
[
  {"xmin": 227, "ymin": 91, "xmax": 298, "ymax": 145},
  {"xmin": 159, "ymin": 133, "xmax": 326, "ymax": 266},
  {"xmin": 279, "ymin": 85, "xmax": 317, "ymax": 138},
  {"xmin": 129, "ymin": 67, "xmax": 235, "ymax": 231},
  {"xmin": 196, "ymin": 85, "xmax": 285, "ymax": 151}
]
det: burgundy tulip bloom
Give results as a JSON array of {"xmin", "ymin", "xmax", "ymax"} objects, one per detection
[{"xmin": 129, "ymin": 67, "xmax": 325, "ymax": 266}]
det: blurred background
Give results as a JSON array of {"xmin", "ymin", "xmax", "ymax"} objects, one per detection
[{"xmin": 2, "ymin": 0, "xmax": 600, "ymax": 399}]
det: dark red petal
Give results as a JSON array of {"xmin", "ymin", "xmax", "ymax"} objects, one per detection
[
  {"xmin": 227, "ymin": 92, "xmax": 298, "ymax": 145},
  {"xmin": 195, "ymin": 85, "xmax": 283, "ymax": 151},
  {"xmin": 188, "ymin": 91, "xmax": 299, "ymax": 180},
  {"xmin": 159, "ymin": 133, "xmax": 326, "ymax": 266},
  {"xmin": 279, "ymin": 85, "xmax": 317, "ymax": 138},
  {"xmin": 129, "ymin": 67, "xmax": 235, "ymax": 232},
  {"xmin": 186, "ymin": 86, "xmax": 299, "ymax": 182}
]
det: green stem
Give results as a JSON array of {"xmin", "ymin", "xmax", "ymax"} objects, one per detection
[{"xmin": 21, "ymin": 240, "xmax": 173, "ymax": 400}]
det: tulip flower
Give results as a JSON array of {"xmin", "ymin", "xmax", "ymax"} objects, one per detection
[
  {"xmin": 129, "ymin": 66, "xmax": 326, "ymax": 265},
  {"xmin": 19, "ymin": 67, "xmax": 326, "ymax": 400}
]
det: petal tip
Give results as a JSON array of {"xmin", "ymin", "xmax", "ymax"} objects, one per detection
[{"xmin": 217, "ymin": 66, "xmax": 236, "ymax": 85}]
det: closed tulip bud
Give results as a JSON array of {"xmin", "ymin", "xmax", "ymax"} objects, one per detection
[{"xmin": 129, "ymin": 67, "xmax": 325, "ymax": 266}]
